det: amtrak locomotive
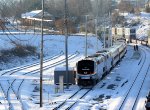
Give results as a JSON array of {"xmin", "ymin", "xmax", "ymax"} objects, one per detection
[{"xmin": 76, "ymin": 40, "xmax": 127, "ymax": 86}]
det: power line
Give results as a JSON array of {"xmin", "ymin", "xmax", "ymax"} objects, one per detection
[{"xmin": 1, "ymin": 24, "xmax": 36, "ymax": 42}]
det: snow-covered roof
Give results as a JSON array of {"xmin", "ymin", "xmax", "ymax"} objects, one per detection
[
  {"xmin": 119, "ymin": 12, "xmax": 129, "ymax": 17},
  {"xmin": 24, "ymin": 17, "xmax": 53, "ymax": 22},
  {"xmin": 55, "ymin": 66, "xmax": 75, "ymax": 71},
  {"xmin": 21, "ymin": 10, "xmax": 42, "ymax": 19},
  {"xmin": 21, "ymin": 10, "xmax": 54, "ymax": 22}
]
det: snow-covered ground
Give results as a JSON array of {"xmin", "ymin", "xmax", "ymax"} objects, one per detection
[
  {"xmin": 126, "ymin": 12, "xmax": 150, "ymax": 40},
  {"xmin": 0, "ymin": 12, "xmax": 150, "ymax": 110},
  {"xmin": 0, "ymin": 33, "xmax": 102, "ymax": 70},
  {"xmin": 0, "ymin": 32, "xmax": 103, "ymax": 110}
]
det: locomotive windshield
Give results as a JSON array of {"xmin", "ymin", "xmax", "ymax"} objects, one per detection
[{"xmin": 77, "ymin": 60, "xmax": 95, "ymax": 75}]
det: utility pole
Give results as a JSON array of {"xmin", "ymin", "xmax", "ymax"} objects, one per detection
[
  {"xmin": 64, "ymin": 0, "xmax": 69, "ymax": 89},
  {"xmin": 136, "ymin": 0, "xmax": 138, "ymax": 8},
  {"xmin": 109, "ymin": 0, "xmax": 113, "ymax": 47},
  {"xmin": 40, "ymin": 0, "xmax": 44, "ymax": 107},
  {"xmin": 109, "ymin": 12, "xmax": 112, "ymax": 47},
  {"xmin": 85, "ymin": 15, "xmax": 88, "ymax": 58},
  {"xmin": 96, "ymin": 0, "xmax": 98, "ymax": 51},
  {"xmin": 95, "ymin": 19, "xmax": 98, "ymax": 50},
  {"xmin": 104, "ymin": 23, "xmax": 106, "ymax": 49}
]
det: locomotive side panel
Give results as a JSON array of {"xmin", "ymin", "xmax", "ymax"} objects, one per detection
[
  {"xmin": 96, "ymin": 59, "xmax": 105, "ymax": 79},
  {"xmin": 106, "ymin": 54, "xmax": 113, "ymax": 71}
]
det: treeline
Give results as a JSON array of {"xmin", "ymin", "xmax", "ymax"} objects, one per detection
[
  {"xmin": 0, "ymin": 0, "xmax": 148, "ymax": 20},
  {"xmin": 0, "ymin": 0, "xmax": 112, "ymax": 18},
  {"xmin": 0, "ymin": 0, "xmax": 148, "ymax": 33},
  {"xmin": 0, "ymin": 0, "xmax": 114, "ymax": 34}
]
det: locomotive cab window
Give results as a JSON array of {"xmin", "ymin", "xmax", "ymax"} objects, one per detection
[{"xmin": 77, "ymin": 60, "xmax": 95, "ymax": 75}]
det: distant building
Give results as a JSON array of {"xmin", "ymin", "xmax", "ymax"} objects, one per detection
[
  {"xmin": 145, "ymin": 1, "xmax": 150, "ymax": 7},
  {"xmin": 21, "ymin": 10, "xmax": 55, "ymax": 28}
]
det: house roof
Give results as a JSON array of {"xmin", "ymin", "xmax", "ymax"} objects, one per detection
[
  {"xmin": 22, "ymin": 10, "xmax": 53, "ymax": 18},
  {"xmin": 21, "ymin": 10, "xmax": 42, "ymax": 19},
  {"xmin": 21, "ymin": 10, "xmax": 54, "ymax": 22}
]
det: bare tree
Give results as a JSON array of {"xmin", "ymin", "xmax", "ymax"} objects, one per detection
[
  {"xmin": 0, "ymin": 0, "xmax": 11, "ymax": 18},
  {"xmin": 0, "ymin": 0, "xmax": 24, "ymax": 18},
  {"xmin": 145, "ymin": 0, "xmax": 150, "ymax": 13},
  {"xmin": 45, "ymin": 0, "xmax": 56, "ymax": 15},
  {"xmin": 91, "ymin": 0, "xmax": 112, "ymax": 17},
  {"xmin": 112, "ymin": 10, "xmax": 125, "ymax": 26},
  {"xmin": 67, "ymin": 0, "xmax": 92, "ymax": 17},
  {"xmin": 118, "ymin": 0, "xmax": 134, "ymax": 13}
]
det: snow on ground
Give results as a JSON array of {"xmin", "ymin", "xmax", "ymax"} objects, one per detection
[
  {"xmin": 19, "ymin": 42, "xmax": 149, "ymax": 110},
  {"xmin": 0, "ymin": 33, "xmax": 102, "ymax": 70},
  {"xmin": 0, "ymin": 12, "xmax": 150, "ymax": 110},
  {"xmin": 45, "ymin": 44, "xmax": 149, "ymax": 110},
  {"xmin": 0, "ymin": 32, "xmax": 103, "ymax": 110},
  {"xmin": 126, "ymin": 12, "xmax": 150, "ymax": 40}
]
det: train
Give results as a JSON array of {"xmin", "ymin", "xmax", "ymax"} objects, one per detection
[
  {"xmin": 112, "ymin": 27, "xmax": 136, "ymax": 41},
  {"xmin": 76, "ymin": 40, "xmax": 127, "ymax": 86}
]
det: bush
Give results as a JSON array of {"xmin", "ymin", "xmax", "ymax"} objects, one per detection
[
  {"xmin": 146, "ymin": 6, "xmax": 150, "ymax": 13},
  {"xmin": 12, "ymin": 44, "xmax": 37, "ymax": 57},
  {"xmin": 0, "ymin": 44, "xmax": 37, "ymax": 62}
]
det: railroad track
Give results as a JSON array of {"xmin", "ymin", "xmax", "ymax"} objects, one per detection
[
  {"xmin": 15, "ymin": 51, "xmax": 80, "ymax": 97},
  {"xmin": 0, "ymin": 80, "xmax": 24, "ymax": 110},
  {"xmin": 1, "ymin": 52, "xmax": 79, "ymax": 110},
  {"xmin": 0, "ymin": 82, "xmax": 9, "ymax": 110},
  {"xmin": 1, "ymin": 51, "xmax": 64, "ymax": 76},
  {"xmin": 16, "ymin": 52, "xmax": 79, "ymax": 93},
  {"xmin": 7, "ymin": 80, "xmax": 24, "ymax": 110},
  {"xmin": 132, "ymin": 46, "xmax": 150, "ymax": 110},
  {"xmin": 118, "ymin": 46, "xmax": 150, "ymax": 110},
  {"xmin": 0, "ymin": 52, "xmax": 64, "ymax": 109},
  {"xmin": 53, "ymin": 88, "xmax": 92, "ymax": 110},
  {"xmin": 0, "ymin": 52, "xmax": 80, "ymax": 110}
]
